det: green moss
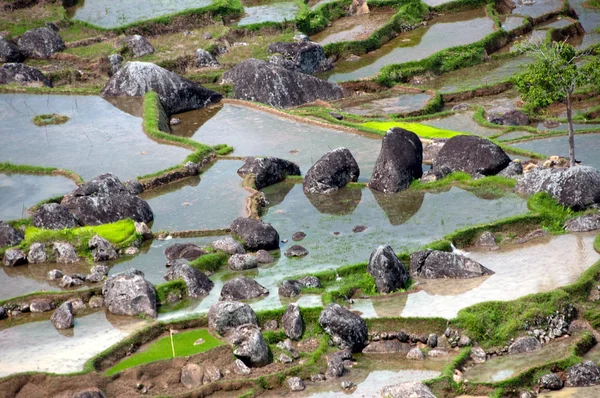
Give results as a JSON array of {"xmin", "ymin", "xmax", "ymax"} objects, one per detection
[
  {"xmin": 189, "ymin": 251, "xmax": 229, "ymax": 272},
  {"xmin": 105, "ymin": 328, "xmax": 223, "ymax": 376},
  {"xmin": 361, "ymin": 120, "xmax": 465, "ymax": 139},
  {"xmin": 213, "ymin": 144, "xmax": 235, "ymax": 155},
  {"xmin": 32, "ymin": 114, "xmax": 70, "ymax": 127},
  {"xmin": 156, "ymin": 280, "xmax": 187, "ymax": 304}
]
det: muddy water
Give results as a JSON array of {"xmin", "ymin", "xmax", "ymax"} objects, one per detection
[
  {"xmin": 463, "ymin": 337, "xmax": 575, "ymax": 383},
  {"xmin": 0, "ymin": 311, "xmax": 146, "ymax": 376},
  {"xmin": 67, "ymin": 0, "xmax": 214, "ymax": 28},
  {"xmin": 540, "ymin": 386, "xmax": 600, "ymax": 397},
  {"xmin": 0, "ymin": 173, "xmax": 76, "ymax": 221},
  {"xmin": 237, "ymin": 2, "xmax": 298, "ymax": 26},
  {"xmin": 356, "ymin": 234, "xmax": 600, "ymax": 319},
  {"xmin": 323, "ymin": 9, "xmax": 495, "ymax": 82},
  {"xmin": 0, "ymin": 94, "xmax": 191, "ymax": 181},
  {"xmin": 140, "ymin": 160, "xmax": 248, "ymax": 232},
  {"xmin": 512, "ymin": 134, "xmax": 600, "ymax": 170},
  {"xmin": 511, "ymin": 0, "xmax": 564, "ymax": 18},
  {"xmin": 311, "ymin": 9, "xmax": 396, "ymax": 45},
  {"xmin": 176, "ymin": 104, "xmax": 382, "ymax": 181},
  {"xmin": 342, "ymin": 93, "xmax": 433, "ymax": 116}
]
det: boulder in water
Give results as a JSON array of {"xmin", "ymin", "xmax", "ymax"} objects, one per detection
[
  {"xmin": 367, "ymin": 245, "xmax": 409, "ymax": 293},
  {"xmin": 102, "ymin": 269, "xmax": 157, "ymax": 318},
  {"xmin": 237, "ymin": 156, "xmax": 301, "ymax": 190},
  {"xmin": 32, "ymin": 203, "xmax": 79, "ymax": 230},
  {"xmin": 410, "ymin": 250, "xmax": 493, "ymax": 279},
  {"xmin": 89, "ymin": 235, "xmax": 118, "ymax": 262},
  {"xmin": 219, "ymin": 276, "xmax": 269, "ymax": 301},
  {"xmin": 230, "ymin": 217, "xmax": 279, "ymax": 251},
  {"xmin": 303, "ymin": 148, "xmax": 360, "ymax": 194},
  {"xmin": 51, "ymin": 301, "xmax": 74, "ymax": 330},
  {"xmin": 164, "ymin": 262, "xmax": 214, "ymax": 298}
]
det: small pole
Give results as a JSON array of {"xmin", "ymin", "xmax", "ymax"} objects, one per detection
[{"xmin": 170, "ymin": 329, "xmax": 176, "ymax": 358}]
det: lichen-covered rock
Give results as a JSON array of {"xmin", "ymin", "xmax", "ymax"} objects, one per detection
[
  {"xmin": 433, "ymin": 135, "xmax": 510, "ymax": 176},
  {"xmin": 221, "ymin": 58, "xmax": 343, "ymax": 108},
  {"xmin": 101, "ymin": 62, "xmax": 222, "ymax": 114},
  {"xmin": 60, "ymin": 274, "xmax": 83, "ymax": 287},
  {"xmin": 471, "ymin": 346, "xmax": 487, "ymax": 363},
  {"xmin": 230, "ymin": 217, "xmax": 279, "ymax": 251},
  {"xmin": 303, "ymin": 148, "xmax": 360, "ymax": 194},
  {"xmin": 181, "ymin": 363, "xmax": 204, "ymax": 388},
  {"xmin": 406, "ymin": 347, "xmax": 425, "ymax": 360},
  {"xmin": 319, "ymin": 304, "xmax": 368, "ymax": 352},
  {"xmin": 123, "ymin": 35, "xmax": 155, "ymax": 57},
  {"xmin": 256, "ymin": 249, "xmax": 275, "ymax": 264},
  {"xmin": 498, "ymin": 160, "xmax": 523, "ymax": 178},
  {"xmin": 70, "ymin": 173, "xmax": 127, "ymax": 197},
  {"xmin": 267, "ymin": 41, "xmax": 331, "ymax": 74},
  {"xmin": 299, "ymin": 276, "xmax": 321, "ymax": 288},
  {"xmin": 29, "ymin": 298, "xmax": 52, "ymax": 313},
  {"xmin": 237, "ymin": 157, "xmax": 301, "ymax": 190},
  {"xmin": 567, "ymin": 361, "xmax": 600, "ymax": 387},
  {"xmin": 233, "ymin": 358, "xmax": 252, "ymax": 375},
  {"xmin": 369, "ymin": 128, "xmax": 423, "ymax": 193},
  {"xmin": 208, "ymin": 300, "xmax": 258, "ymax": 335},
  {"xmin": 32, "ymin": 203, "xmax": 79, "ymax": 230},
  {"xmin": 0, "ymin": 222, "xmax": 24, "ymax": 248},
  {"xmin": 212, "ymin": 236, "xmax": 245, "ymax": 255},
  {"xmin": 3, "ymin": 248, "xmax": 27, "ymax": 266},
  {"xmin": 565, "ymin": 214, "xmax": 600, "ymax": 232},
  {"xmin": 285, "ymin": 245, "xmax": 309, "ymax": 258},
  {"xmin": 88, "ymin": 235, "xmax": 118, "ymax": 262},
  {"xmin": 379, "ymin": 381, "xmax": 436, "ymax": 398},
  {"xmin": 18, "ymin": 27, "xmax": 65, "ymax": 59},
  {"xmin": 0, "ymin": 37, "xmax": 23, "ymax": 63},
  {"xmin": 508, "ymin": 336, "xmax": 541, "ymax": 355},
  {"xmin": 326, "ymin": 352, "xmax": 345, "ymax": 379},
  {"xmin": 165, "ymin": 243, "xmax": 206, "ymax": 262},
  {"xmin": 195, "ymin": 48, "xmax": 220, "ymax": 68},
  {"xmin": 220, "ymin": 276, "xmax": 269, "ymax": 301},
  {"xmin": 28, "ymin": 242, "xmax": 47, "ymax": 264},
  {"xmin": 53, "ymin": 242, "xmax": 79, "ymax": 264},
  {"xmin": 124, "ymin": 179, "xmax": 143, "ymax": 195},
  {"xmin": 51, "ymin": 301, "xmax": 74, "ymax": 330},
  {"xmin": 410, "ymin": 250, "xmax": 494, "ymax": 279},
  {"xmin": 515, "ymin": 166, "xmax": 600, "ymax": 210},
  {"xmin": 282, "ymin": 303, "xmax": 303, "ymax": 340},
  {"xmin": 231, "ymin": 324, "xmax": 270, "ymax": 367},
  {"xmin": 164, "ymin": 262, "xmax": 214, "ymax": 298},
  {"xmin": 204, "ymin": 365, "xmax": 222, "ymax": 382},
  {"xmin": 63, "ymin": 194, "xmax": 153, "ymax": 226},
  {"xmin": 102, "ymin": 269, "xmax": 157, "ymax": 318},
  {"xmin": 539, "ymin": 373, "xmax": 563, "ymax": 390},
  {"xmin": 287, "ymin": 377, "xmax": 306, "ymax": 391},
  {"xmin": 48, "ymin": 269, "xmax": 64, "ymax": 280},
  {"xmin": 228, "ymin": 254, "xmax": 258, "ymax": 271},
  {"xmin": 0, "ymin": 63, "xmax": 52, "ymax": 87},
  {"xmin": 367, "ymin": 245, "xmax": 409, "ymax": 293},
  {"xmin": 108, "ymin": 53, "xmax": 123, "ymax": 76},
  {"xmin": 279, "ymin": 279, "xmax": 303, "ymax": 298}
]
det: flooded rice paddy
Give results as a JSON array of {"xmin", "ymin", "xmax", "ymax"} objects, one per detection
[
  {"xmin": 310, "ymin": 9, "xmax": 397, "ymax": 45},
  {"xmin": 237, "ymin": 2, "xmax": 299, "ymax": 26},
  {"xmin": 513, "ymin": 134, "xmax": 600, "ymax": 169}
]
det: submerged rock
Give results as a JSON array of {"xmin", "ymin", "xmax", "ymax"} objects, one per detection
[
  {"xmin": 123, "ymin": 35, "xmax": 155, "ymax": 57},
  {"xmin": 102, "ymin": 269, "xmax": 157, "ymax": 318},
  {"xmin": 237, "ymin": 156, "xmax": 301, "ymax": 190},
  {"xmin": 221, "ymin": 58, "xmax": 343, "ymax": 108},
  {"xmin": 267, "ymin": 41, "xmax": 331, "ymax": 74},
  {"xmin": 0, "ymin": 63, "xmax": 52, "ymax": 87},
  {"xmin": 303, "ymin": 148, "xmax": 360, "ymax": 194},
  {"xmin": 319, "ymin": 304, "xmax": 368, "ymax": 352},
  {"xmin": 51, "ymin": 301, "xmax": 74, "ymax": 330},
  {"xmin": 3, "ymin": 248, "xmax": 27, "ymax": 266},
  {"xmin": 219, "ymin": 276, "xmax": 269, "ymax": 301},
  {"xmin": 367, "ymin": 245, "xmax": 409, "ymax": 293},
  {"xmin": 32, "ymin": 203, "xmax": 79, "ymax": 230},
  {"xmin": 0, "ymin": 222, "xmax": 24, "ymax": 248},
  {"xmin": 101, "ymin": 62, "xmax": 222, "ymax": 114},
  {"xmin": 565, "ymin": 214, "xmax": 600, "ymax": 232},
  {"xmin": 379, "ymin": 381, "xmax": 436, "ymax": 398},
  {"xmin": 369, "ymin": 128, "xmax": 423, "ymax": 193},
  {"xmin": 164, "ymin": 262, "xmax": 214, "ymax": 298},
  {"xmin": 230, "ymin": 217, "xmax": 279, "ymax": 251},
  {"xmin": 18, "ymin": 27, "xmax": 65, "ymax": 59},
  {"xmin": 567, "ymin": 360, "xmax": 600, "ymax": 387},
  {"xmin": 208, "ymin": 300, "xmax": 258, "ymax": 335},
  {"xmin": 88, "ymin": 235, "xmax": 118, "ymax": 262},
  {"xmin": 433, "ymin": 135, "xmax": 510, "ymax": 176},
  {"xmin": 230, "ymin": 324, "xmax": 270, "ymax": 367},
  {"xmin": 410, "ymin": 250, "xmax": 494, "ymax": 279},
  {"xmin": 282, "ymin": 303, "xmax": 303, "ymax": 340},
  {"xmin": 256, "ymin": 249, "xmax": 275, "ymax": 264},
  {"xmin": 0, "ymin": 36, "xmax": 23, "ymax": 63},
  {"xmin": 212, "ymin": 236, "xmax": 245, "ymax": 255},
  {"xmin": 508, "ymin": 336, "xmax": 541, "ymax": 355}
]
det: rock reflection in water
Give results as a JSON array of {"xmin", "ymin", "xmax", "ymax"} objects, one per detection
[
  {"xmin": 306, "ymin": 187, "xmax": 363, "ymax": 215},
  {"xmin": 170, "ymin": 104, "xmax": 224, "ymax": 137},
  {"xmin": 371, "ymin": 189, "xmax": 425, "ymax": 225}
]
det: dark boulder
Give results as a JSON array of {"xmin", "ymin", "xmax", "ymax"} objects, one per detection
[
  {"xmin": 539, "ymin": 373, "xmax": 563, "ymax": 390},
  {"xmin": 279, "ymin": 279, "xmax": 303, "ymax": 297},
  {"xmin": 165, "ymin": 243, "xmax": 207, "ymax": 262},
  {"xmin": 70, "ymin": 173, "xmax": 128, "ymax": 197},
  {"xmin": 230, "ymin": 217, "xmax": 279, "ymax": 251},
  {"xmin": 221, "ymin": 58, "xmax": 343, "ymax": 108},
  {"xmin": 108, "ymin": 53, "xmax": 123, "ymax": 76},
  {"xmin": 63, "ymin": 195, "xmax": 153, "ymax": 226},
  {"xmin": 410, "ymin": 250, "xmax": 493, "ymax": 279},
  {"xmin": 367, "ymin": 245, "xmax": 409, "ymax": 293},
  {"xmin": 164, "ymin": 262, "xmax": 214, "ymax": 298},
  {"xmin": 208, "ymin": 300, "xmax": 258, "ymax": 335},
  {"xmin": 0, "ymin": 222, "xmax": 24, "ymax": 247},
  {"xmin": 237, "ymin": 157, "xmax": 301, "ymax": 190},
  {"xmin": 32, "ymin": 203, "xmax": 79, "ymax": 230},
  {"xmin": 195, "ymin": 48, "xmax": 220, "ymax": 68},
  {"xmin": 282, "ymin": 303, "xmax": 303, "ymax": 340},
  {"xmin": 369, "ymin": 128, "xmax": 423, "ymax": 193},
  {"xmin": 220, "ymin": 276, "xmax": 269, "ymax": 301},
  {"xmin": 515, "ymin": 166, "xmax": 600, "ymax": 210},
  {"xmin": 422, "ymin": 139, "xmax": 447, "ymax": 165},
  {"xmin": 0, "ymin": 63, "xmax": 52, "ymax": 87},
  {"xmin": 18, "ymin": 27, "xmax": 65, "ymax": 59},
  {"xmin": 486, "ymin": 108, "xmax": 529, "ymax": 126},
  {"xmin": 303, "ymin": 148, "xmax": 360, "ymax": 194},
  {"xmin": 498, "ymin": 160, "xmax": 523, "ymax": 178},
  {"xmin": 123, "ymin": 35, "xmax": 155, "ymax": 57},
  {"xmin": 101, "ymin": 62, "xmax": 222, "ymax": 114},
  {"xmin": 433, "ymin": 135, "xmax": 510, "ymax": 176},
  {"xmin": 0, "ymin": 36, "xmax": 23, "ymax": 63},
  {"xmin": 318, "ymin": 303, "xmax": 368, "ymax": 352},
  {"xmin": 230, "ymin": 324, "xmax": 270, "ymax": 367},
  {"xmin": 71, "ymin": 389, "xmax": 106, "ymax": 398},
  {"xmin": 565, "ymin": 214, "xmax": 600, "ymax": 232},
  {"xmin": 124, "ymin": 179, "xmax": 143, "ymax": 195},
  {"xmin": 3, "ymin": 248, "xmax": 27, "ymax": 266},
  {"xmin": 89, "ymin": 235, "xmax": 118, "ymax": 261},
  {"xmin": 299, "ymin": 276, "xmax": 321, "ymax": 288},
  {"xmin": 50, "ymin": 301, "xmax": 74, "ymax": 330},
  {"xmin": 102, "ymin": 269, "xmax": 157, "ymax": 318},
  {"xmin": 567, "ymin": 361, "xmax": 600, "ymax": 387},
  {"xmin": 508, "ymin": 336, "xmax": 541, "ymax": 355},
  {"xmin": 325, "ymin": 352, "xmax": 345, "ymax": 378},
  {"xmin": 267, "ymin": 41, "xmax": 331, "ymax": 74}
]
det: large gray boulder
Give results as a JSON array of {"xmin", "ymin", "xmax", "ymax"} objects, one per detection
[
  {"xmin": 69, "ymin": 173, "xmax": 127, "ymax": 197},
  {"xmin": 567, "ymin": 361, "xmax": 600, "ymax": 387},
  {"xmin": 237, "ymin": 157, "xmax": 301, "ymax": 190},
  {"xmin": 539, "ymin": 373, "xmax": 563, "ymax": 390},
  {"xmin": 508, "ymin": 336, "xmax": 541, "ymax": 354},
  {"xmin": 208, "ymin": 300, "xmax": 258, "ymax": 335},
  {"xmin": 369, "ymin": 128, "xmax": 423, "ymax": 193},
  {"xmin": 221, "ymin": 58, "xmax": 343, "ymax": 108},
  {"xmin": 88, "ymin": 235, "xmax": 118, "ymax": 261},
  {"xmin": 32, "ymin": 203, "xmax": 79, "ymax": 230},
  {"xmin": 220, "ymin": 276, "xmax": 269, "ymax": 301},
  {"xmin": 0, "ymin": 37, "xmax": 24, "ymax": 63},
  {"xmin": 230, "ymin": 324, "xmax": 270, "ymax": 367},
  {"xmin": 50, "ymin": 301, "xmax": 74, "ymax": 330},
  {"xmin": 0, "ymin": 222, "xmax": 24, "ymax": 248},
  {"xmin": 18, "ymin": 27, "xmax": 65, "ymax": 59},
  {"xmin": 319, "ymin": 304, "xmax": 368, "ymax": 352},
  {"xmin": 164, "ymin": 262, "xmax": 214, "ymax": 298},
  {"xmin": 367, "ymin": 245, "xmax": 409, "ymax": 293},
  {"xmin": 102, "ymin": 269, "xmax": 157, "ymax": 318},
  {"xmin": 181, "ymin": 363, "xmax": 204, "ymax": 388},
  {"xmin": 164, "ymin": 243, "xmax": 206, "ymax": 262},
  {"xmin": 28, "ymin": 242, "xmax": 47, "ymax": 264},
  {"xmin": 515, "ymin": 166, "xmax": 600, "ymax": 210},
  {"xmin": 0, "ymin": 63, "xmax": 52, "ymax": 87},
  {"xmin": 433, "ymin": 135, "xmax": 510, "ymax": 176},
  {"xmin": 123, "ymin": 35, "xmax": 155, "ymax": 57},
  {"xmin": 230, "ymin": 217, "xmax": 279, "ymax": 251},
  {"xmin": 282, "ymin": 303, "xmax": 303, "ymax": 340},
  {"xmin": 101, "ymin": 62, "xmax": 222, "ymax": 114},
  {"xmin": 565, "ymin": 214, "xmax": 600, "ymax": 232},
  {"xmin": 63, "ymin": 195, "xmax": 153, "ymax": 226},
  {"xmin": 379, "ymin": 381, "xmax": 436, "ymax": 398},
  {"xmin": 267, "ymin": 41, "xmax": 331, "ymax": 74},
  {"xmin": 410, "ymin": 250, "xmax": 494, "ymax": 279},
  {"xmin": 303, "ymin": 148, "xmax": 360, "ymax": 194}
]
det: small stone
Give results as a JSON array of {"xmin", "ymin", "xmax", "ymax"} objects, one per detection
[
  {"xmin": 3, "ymin": 248, "xmax": 27, "ymax": 266},
  {"xmin": 181, "ymin": 363, "xmax": 204, "ymax": 388},
  {"xmin": 341, "ymin": 381, "xmax": 355, "ymax": 390},
  {"xmin": 285, "ymin": 245, "xmax": 309, "ymax": 257},
  {"xmin": 204, "ymin": 365, "xmax": 222, "ymax": 382},
  {"xmin": 398, "ymin": 330, "xmax": 409, "ymax": 342},
  {"xmin": 233, "ymin": 359, "xmax": 251, "ymax": 375},
  {"xmin": 60, "ymin": 275, "xmax": 83, "ymax": 288},
  {"xmin": 407, "ymin": 347, "xmax": 425, "ymax": 360},
  {"xmin": 263, "ymin": 319, "xmax": 278, "ymax": 330},
  {"xmin": 352, "ymin": 225, "xmax": 367, "ymax": 233},
  {"xmin": 53, "ymin": 242, "xmax": 78, "ymax": 263},
  {"xmin": 298, "ymin": 276, "xmax": 321, "ymax": 288},
  {"xmin": 48, "ymin": 269, "xmax": 64, "ymax": 280},
  {"xmin": 255, "ymin": 249, "xmax": 275, "ymax": 264},
  {"xmin": 471, "ymin": 346, "xmax": 487, "ymax": 363},
  {"xmin": 70, "ymin": 299, "xmax": 86, "ymax": 314},
  {"xmin": 279, "ymin": 353, "xmax": 293, "ymax": 363},
  {"xmin": 125, "ymin": 247, "xmax": 140, "ymax": 255},
  {"xmin": 213, "ymin": 237, "xmax": 245, "ymax": 255},
  {"xmin": 30, "ymin": 299, "xmax": 53, "ymax": 313},
  {"xmin": 427, "ymin": 333, "xmax": 438, "ymax": 348},
  {"xmin": 292, "ymin": 231, "xmax": 306, "ymax": 241},
  {"xmin": 134, "ymin": 222, "xmax": 153, "ymax": 240},
  {"xmin": 228, "ymin": 253, "xmax": 258, "ymax": 271},
  {"xmin": 287, "ymin": 377, "xmax": 305, "ymax": 391},
  {"xmin": 89, "ymin": 296, "xmax": 104, "ymax": 308},
  {"xmin": 170, "ymin": 118, "xmax": 182, "ymax": 125},
  {"xmin": 458, "ymin": 335, "xmax": 472, "ymax": 347},
  {"xmin": 539, "ymin": 373, "xmax": 563, "ymax": 390},
  {"xmin": 27, "ymin": 243, "xmax": 47, "ymax": 263}
]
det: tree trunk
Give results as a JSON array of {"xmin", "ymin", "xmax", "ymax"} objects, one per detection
[{"xmin": 566, "ymin": 94, "xmax": 576, "ymax": 167}]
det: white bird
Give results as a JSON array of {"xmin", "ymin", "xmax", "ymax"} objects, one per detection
[{"xmin": 450, "ymin": 242, "xmax": 469, "ymax": 257}]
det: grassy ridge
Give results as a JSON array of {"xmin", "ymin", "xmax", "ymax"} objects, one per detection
[{"xmin": 0, "ymin": 162, "xmax": 84, "ymax": 184}]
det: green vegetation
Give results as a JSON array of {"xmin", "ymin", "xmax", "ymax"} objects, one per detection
[
  {"xmin": 105, "ymin": 329, "xmax": 222, "ymax": 376},
  {"xmin": 32, "ymin": 114, "xmax": 70, "ymax": 127},
  {"xmin": 189, "ymin": 251, "xmax": 229, "ymax": 272},
  {"xmin": 0, "ymin": 162, "xmax": 83, "ymax": 184},
  {"xmin": 596, "ymin": 233, "xmax": 600, "ymax": 253},
  {"xmin": 361, "ymin": 120, "xmax": 465, "ymax": 139},
  {"xmin": 156, "ymin": 280, "xmax": 187, "ymax": 304},
  {"xmin": 410, "ymin": 171, "xmax": 517, "ymax": 198},
  {"xmin": 213, "ymin": 144, "xmax": 235, "ymax": 155},
  {"xmin": 527, "ymin": 192, "xmax": 577, "ymax": 232}
]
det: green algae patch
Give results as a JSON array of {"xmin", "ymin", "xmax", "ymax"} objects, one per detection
[
  {"xmin": 32, "ymin": 114, "xmax": 70, "ymax": 127},
  {"xmin": 189, "ymin": 251, "xmax": 229, "ymax": 273},
  {"xmin": 105, "ymin": 329, "xmax": 223, "ymax": 376},
  {"xmin": 361, "ymin": 120, "xmax": 465, "ymax": 139}
]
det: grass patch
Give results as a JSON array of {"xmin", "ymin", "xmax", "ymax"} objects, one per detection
[
  {"xmin": 527, "ymin": 192, "xmax": 577, "ymax": 233},
  {"xmin": 156, "ymin": 280, "xmax": 187, "ymax": 304},
  {"xmin": 361, "ymin": 120, "xmax": 465, "ymax": 139},
  {"xmin": 32, "ymin": 114, "xmax": 70, "ymax": 127},
  {"xmin": 410, "ymin": 171, "xmax": 517, "ymax": 198},
  {"xmin": 189, "ymin": 251, "xmax": 229, "ymax": 273},
  {"xmin": 105, "ymin": 329, "xmax": 222, "ymax": 376},
  {"xmin": 213, "ymin": 144, "xmax": 234, "ymax": 156},
  {"xmin": 0, "ymin": 162, "xmax": 83, "ymax": 184}
]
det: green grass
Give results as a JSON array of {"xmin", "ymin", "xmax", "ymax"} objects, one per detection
[
  {"xmin": 64, "ymin": 42, "xmax": 116, "ymax": 58},
  {"xmin": 410, "ymin": 171, "xmax": 517, "ymax": 198},
  {"xmin": 361, "ymin": 120, "xmax": 466, "ymax": 139},
  {"xmin": 156, "ymin": 280, "xmax": 187, "ymax": 304},
  {"xmin": 189, "ymin": 251, "xmax": 229, "ymax": 273},
  {"xmin": 596, "ymin": 234, "xmax": 600, "ymax": 253},
  {"xmin": 105, "ymin": 329, "xmax": 222, "ymax": 376},
  {"xmin": 32, "ymin": 114, "xmax": 70, "ymax": 127},
  {"xmin": 527, "ymin": 192, "xmax": 578, "ymax": 232}
]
